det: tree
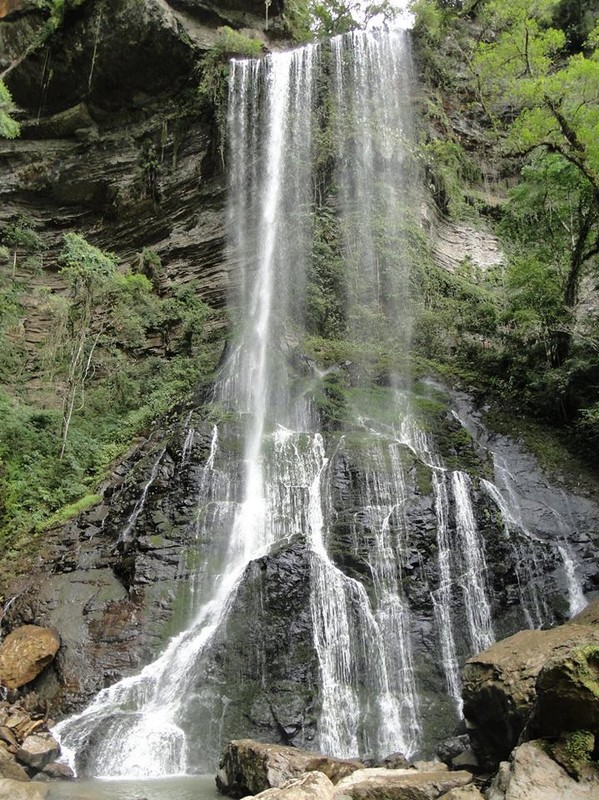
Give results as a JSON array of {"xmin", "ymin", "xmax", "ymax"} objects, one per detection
[
  {"xmin": 285, "ymin": 0, "xmax": 397, "ymax": 39},
  {"xmin": 58, "ymin": 233, "xmax": 118, "ymax": 458},
  {"xmin": 0, "ymin": 81, "xmax": 20, "ymax": 140},
  {"xmin": 471, "ymin": 1, "xmax": 599, "ymax": 362}
]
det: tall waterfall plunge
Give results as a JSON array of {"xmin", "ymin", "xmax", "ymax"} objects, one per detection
[{"xmin": 55, "ymin": 29, "xmax": 589, "ymax": 777}]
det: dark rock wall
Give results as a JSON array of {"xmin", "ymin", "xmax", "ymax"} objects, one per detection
[{"xmin": 1, "ymin": 0, "xmax": 599, "ymax": 770}]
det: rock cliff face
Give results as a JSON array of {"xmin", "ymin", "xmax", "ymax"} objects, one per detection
[
  {"xmin": 3, "ymin": 384, "xmax": 598, "ymax": 769},
  {"xmin": 2, "ymin": 0, "xmax": 599, "ymax": 776},
  {"xmin": 1, "ymin": 0, "xmax": 281, "ymax": 387}
]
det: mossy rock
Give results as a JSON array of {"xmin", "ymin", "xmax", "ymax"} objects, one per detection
[
  {"xmin": 529, "ymin": 644, "xmax": 599, "ymax": 740},
  {"xmin": 546, "ymin": 730, "xmax": 596, "ymax": 779}
]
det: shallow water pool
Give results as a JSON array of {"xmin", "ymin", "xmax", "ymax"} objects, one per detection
[{"xmin": 47, "ymin": 774, "xmax": 221, "ymax": 800}]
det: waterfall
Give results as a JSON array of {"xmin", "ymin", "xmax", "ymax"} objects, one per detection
[
  {"xmin": 119, "ymin": 448, "xmax": 166, "ymax": 544},
  {"xmin": 431, "ymin": 472, "xmax": 462, "ymax": 710},
  {"xmin": 54, "ymin": 26, "xmax": 588, "ymax": 778}
]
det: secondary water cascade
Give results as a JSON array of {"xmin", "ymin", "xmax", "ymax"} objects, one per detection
[{"xmin": 55, "ymin": 26, "xmax": 589, "ymax": 777}]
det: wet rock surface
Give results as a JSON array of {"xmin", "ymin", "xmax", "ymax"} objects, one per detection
[{"xmin": 2, "ymin": 387, "xmax": 599, "ymax": 766}]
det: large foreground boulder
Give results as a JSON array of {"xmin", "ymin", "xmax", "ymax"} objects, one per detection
[
  {"xmin": 462, "ymin": 608, "xmax": 599, "ymax": 770},
  {"xmin": 332, "ymin": 766, "xmax": 474, "ymax": 799},
  {"xmin": 487, "ymin": 740, "xmax": 599, "ymax": 800},
  {"xmin": 0, "ymin": 627, "xmax": 60, "ymax": 690},
  {"xmin": 241, "ymin": 771, "xmax": 336, "ymax": 800},
  {"xmin": 237, "ymin": 766, "xmax": 476, "ymax": 800},
  {"xmin": 0, "ymin": 778, "xmax": 48, "ymax": 799},
  {"xmin": 216, "ymin": 740, "xmax": 363, "ymax": 798}
]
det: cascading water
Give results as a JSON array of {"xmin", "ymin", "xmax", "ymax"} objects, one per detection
[{"xmin": 55, "ymin": 26, "xmax": 590, "ymax": 778}]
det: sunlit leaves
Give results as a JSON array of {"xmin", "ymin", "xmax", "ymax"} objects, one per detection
[{"xmin": 0, "ymin": 81, "xmax": 20, "ymax": 140}]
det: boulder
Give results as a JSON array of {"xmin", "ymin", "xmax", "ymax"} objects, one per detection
[
  {"xmin": 216, "ymin": 740, "xmax": 363, "ymax": 798},
  {"xmin": 526, "ymin": 644, "xmax": 599, "ymax": 740},
  {"xmin": 435, "ymin": 736, "xmax": 471, "ymax": 768},
  {"xmin": 40, "ymin": 761, "xmax": 75, "ymax": 780},
  {"xmin": 16, "ymin": 734, "xmax": 60, "ymax": 770},
  {"xmin": 462, "ymin": 623, "xmax": 599, "ymax": 770},
  {"xmin": 0, "ymin": 627, "xmax": 60, "ymax": 690},
  {"xmin": 241, "ymin": 771, "xmax": 336, "ymax": 800},
  {"xmin": 381, "ymin": 753, "xmax": 410, "ymax": 770},
  {"xmin": 0, "ymin": 778, "xmax": 48, "ymax": 799},
  {"xmin": 486, "ymin": 740, "xmax": 599, "ymax": 800},
  {"xmin": 331, "ymin": 767, "xmax": 474, "ymax": 799},
  {"xmin": 0, "ymin": 761, "xmax": 29, "ymax": 782},
  {"xmin": 438, "ymin": 787, "xmax": 484, "ymax": 800}
]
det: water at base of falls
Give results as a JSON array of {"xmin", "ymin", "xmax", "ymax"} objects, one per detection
[
  {"xmin": 47, "ymin": 775, "xmax": 219, "ymax": 800},
  {"xmin": 54, "ymin": 27, "xmax": 588, "ymax": 779}
]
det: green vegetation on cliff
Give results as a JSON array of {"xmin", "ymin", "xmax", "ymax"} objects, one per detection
[
  {"xmin": 410, "ymin": 0, "xmax": 599, "ymax": 461},
  {"xmin": 0, "ymin": 229, "xmax": 216, "ymax": 545},
  {"xmin": 0, "ymin": 81, "xmax": 20, "ymax": 139}
]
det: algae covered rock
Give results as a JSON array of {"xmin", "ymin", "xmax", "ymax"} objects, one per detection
[{"xmin": 0, "ymin": 626, "xmax": 60, "ymax": 690}]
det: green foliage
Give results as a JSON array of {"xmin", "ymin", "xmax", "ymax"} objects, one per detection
[
  {"xmin": 284, "ymin": 0, "xmax": 398, "ymax": 41},
  {"xmin": 0, "ymin": 81, "xmax": 20, "ymax": 140},
  {"xmin": 214, "ymin": 26, "xmax": 263, "ymax": 57},
  {"xmin": 61, "ymin": 232, "xmax": 117, "ymax": 298},
  {"xmin": 44, "ymin": 493, "xmax": 101, "ymax": 529},
  {"xmin": 0, "ymin": 229, "xmax": 217, "ymax": 545},
  {"xmin": 136, "ymin": 247, "xmax": 164, "ymax": 289},
  {"xmin": 421, "ymin": 138, "xmax": 480, "ymax": 217},
  {"xmin": 305, "ymin": 208, "xmax": 346, "ymax": 339},
  {"xmin": 197, "ymin": 26, "xmax": 263, "ymax": 156},
  {"xmin": 411, "ymin": 0, "xmax": 599, "ymax": 458}
]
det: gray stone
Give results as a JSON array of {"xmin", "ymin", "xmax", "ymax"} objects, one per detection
[
  {"xmin": 216, "ymin": 740, "xmax": 363, "ymax": 798},
  {"xmin": 242, "ymin": 771, "xmax": 336, "ymax": 800},
  {"xmin": 41, "ymin": 761, "xmax": 75, "ymax": 780},
  {"xmin": 439, "ymin": 787, "xmax": 484, "ymax": 800},
  {"xmin": 332, "ymin": 766, "xmax": 474, "ymax": 800},
  {"xmin": 485, "ymin": 741, "xmax": 599, "ymax": 800},
  {"xmin": 17, "ymin": 734, "xmax": 60, "ymax": 770},
  {"xmin": 0, "ymin": 759, "xmax": 30, "ymax": 782}
]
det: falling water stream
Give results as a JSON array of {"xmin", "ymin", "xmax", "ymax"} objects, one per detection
[{"xmin": 53, "ymin": 26, "xmax": 588, "ymax": 789}]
